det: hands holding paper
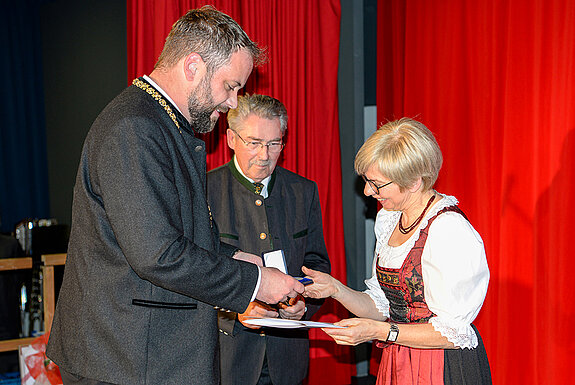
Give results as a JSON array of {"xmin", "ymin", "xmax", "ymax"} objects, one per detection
[
  {"xmin": 238, "ymin": 301, "xmax": 279, "ymax": 329},
  {"xmin": 301, "ymin": 266, "xmax": 392, "ymax": 344},
  {"xmin": 316, "ymin": 318, "xmax": 387, "ymax": 346},
  {"xmin": 239, "ymin": 294, "xmax": 307, "ymax": 329}
]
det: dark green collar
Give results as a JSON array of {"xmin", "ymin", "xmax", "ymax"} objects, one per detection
[{"xmin": 227, "ymin": 161, "xmax": 276, "ymax": 195}]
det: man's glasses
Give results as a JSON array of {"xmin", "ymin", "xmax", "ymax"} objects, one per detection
[
  {"xmin": 233, "ymin": 130, "xmax": 285, "ymax": 153},
  {"xmin": 361, "ymin": 175, "xmax": 393, "ymax": 194}
]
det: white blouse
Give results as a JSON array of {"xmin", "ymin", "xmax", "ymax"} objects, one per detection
[{"xmin": 364, "ymin": 194, "xmax": 489, "ymax": 349}]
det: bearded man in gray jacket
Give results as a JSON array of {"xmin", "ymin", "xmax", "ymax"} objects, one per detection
[{"xmin": 47, "ymin": 7, "xmax": 303, "ymax": 385}]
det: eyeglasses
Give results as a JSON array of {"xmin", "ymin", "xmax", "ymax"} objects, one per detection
[
  {"xmin": 361, "ymin": 175, "xmax": 393, "ymax": 194},
  {"xmin": 232, "ymin": 130, "xmax": 285, "ymax": 153}
]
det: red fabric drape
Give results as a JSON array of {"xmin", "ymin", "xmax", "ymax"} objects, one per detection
[
  {"xmin": 377, "ymin": 1, "xmax": 575, "ymax": 384},
  {"xmin": 127, "ymin": 1, "xmax": 353, "ymax": 383}
]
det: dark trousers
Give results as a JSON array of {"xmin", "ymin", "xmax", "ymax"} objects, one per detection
[
  {"xmin": 256, "ymin": 355, "xmax": 303, "ymax": 385},
  {"xmin": 256, "ymin": 355, "xmax": 273, "ymax": 385}
]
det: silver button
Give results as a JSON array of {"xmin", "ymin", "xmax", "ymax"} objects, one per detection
[{"xmin": 195, "ymin": 145, "xmax": 203, "ymax": 152}]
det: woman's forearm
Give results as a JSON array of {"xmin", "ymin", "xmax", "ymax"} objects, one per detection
[
  {"xmin": 391, "ymin": 322, "xmax": 456, "ymax": 349},
  {"xmin": 331, "ymin": 281, "xmax": 386, "ymax": 320}
]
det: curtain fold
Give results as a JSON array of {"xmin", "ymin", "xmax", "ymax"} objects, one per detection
[
  {"xmin": 377, "ymin": 1, "xmax": 575, "ymax": 384},
  {"xmin": 127, "ymin": 1, "xmax": 353, "ymax": 383},
  {"xmin": 0, "ymin": 0, "xmax": 50, "ymax": 233}
]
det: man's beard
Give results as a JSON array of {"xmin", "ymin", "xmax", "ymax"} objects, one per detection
[{"xmin": 187, "ymin": 75, "xmax": 220, "ymax": 134}]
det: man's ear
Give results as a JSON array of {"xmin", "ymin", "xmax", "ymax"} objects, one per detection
[
  {"xmin": 226, "ymin": 129, "xmax": 236, "ymax": 150},
  {"xmin": 183, "ymin": 52, "xmax": 204, "ymax": 82}
]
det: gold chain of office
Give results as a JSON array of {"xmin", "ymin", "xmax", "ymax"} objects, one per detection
[
  {"xmin": 132, "ymin": 78, "xmax": 181, "ymax": 133},
  {"xmin": 132, "ymin": 78, "xmax": 214, "ymax": 228}
]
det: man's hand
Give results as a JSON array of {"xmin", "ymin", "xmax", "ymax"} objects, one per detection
[
  {"xmin": 256, "ymin": 267, "xmax": 304, "ymax": 304},
  {"xmin": 238, "ymin": 301, "xmax": 279, "ymax": 329},
  {"xmin": 278, "ymin": 294, "xmax": 306, "ymax": 320},
  {"xmin": 233, "ymin": 251, "xmax": 262, "ymax": 266}
]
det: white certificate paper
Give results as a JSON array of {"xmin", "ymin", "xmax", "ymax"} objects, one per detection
[{"xmin": 243, "ymin": 318, "xmax": 346, "ymax": 329}]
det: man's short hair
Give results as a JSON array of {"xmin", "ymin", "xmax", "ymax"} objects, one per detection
[
  {"xmin": 155, "ymin": 6, "xmax": 266, "ymax": 74},
  {"xmin": 227, "ymin": 94, "xmax": 288, "ymax": 133},
  {"xmin": 354, "ymin": 118, "xmax": 443, "ymax": 192}
]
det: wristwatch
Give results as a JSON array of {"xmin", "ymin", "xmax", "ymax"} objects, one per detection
[{"xmin": 386, "ymin": 323, "xmax": 399, "ymax": 343}]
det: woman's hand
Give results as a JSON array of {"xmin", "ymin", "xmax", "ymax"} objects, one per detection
[
  {"xmin": 302, "ymin": 266, "xmax": 340, "ymax": 299},
  {"xmin": 321, "ymin": 318, "xmax": 388, "ymax": 346}
]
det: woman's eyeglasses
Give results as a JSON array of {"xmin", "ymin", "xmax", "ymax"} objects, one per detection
[{"xmin": 361, "ymin": 175, "xmax": 393, "ymax": 194}]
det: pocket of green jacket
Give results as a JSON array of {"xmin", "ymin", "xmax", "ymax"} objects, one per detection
[
  {"xmin": 293, "ymin": 229, "xmax": 308, "ymax": 239},
  {"xmin": 220, "ymin": 233, "xmax": 239, "ymax": 240}
]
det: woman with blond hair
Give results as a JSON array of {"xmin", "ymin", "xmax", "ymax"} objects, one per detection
[{"xmin": 304, "ymin": 118, "xmax": 491, "ymax": 384}]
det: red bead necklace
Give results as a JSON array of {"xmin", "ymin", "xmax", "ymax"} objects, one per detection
[{"xmin": 398, "ymin": 194, "xmax": 436, "ymax": 234}]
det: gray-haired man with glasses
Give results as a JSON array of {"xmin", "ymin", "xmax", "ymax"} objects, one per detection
[{"xmin": 207, "ymin": 94, "xmax": 331, "ymax": 385}]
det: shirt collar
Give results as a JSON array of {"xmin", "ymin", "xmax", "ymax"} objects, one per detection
[
  {"xmin": 143, "ymin": 75, "xmax": 184, "ymax": 116},
  {"xmin": 233, "ymin": 156, "xmax": 272, "ymax": 198}
]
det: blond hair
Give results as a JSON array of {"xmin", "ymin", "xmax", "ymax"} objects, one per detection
[{"xmin": 354, "ymin": 118, "xmax": 442, "ymax": 192}]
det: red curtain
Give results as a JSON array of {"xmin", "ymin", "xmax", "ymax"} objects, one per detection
[
  {"xmin": 127, "ymin": 1, "xmax": 353, "ymax": 383},
  {"xmin": 377, "ymin": 1, "xmax": 575, "ymax": 384}
]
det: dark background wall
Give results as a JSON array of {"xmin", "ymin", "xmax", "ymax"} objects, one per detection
[{"xmin": 41, "ymin": 0, "xmax": 126, "ymax": 227}]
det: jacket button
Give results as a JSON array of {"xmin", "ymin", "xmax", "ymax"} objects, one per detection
[
  {"xmin": 259, "ymin": 233, "xmax": 267, "ymax": 240},
  {"xmin": 255, "ymin": 199, "xmax": 263, "ymax": 206},
  {"xmin": 195, "ymin": 145, "xmax": 203, "ymax": 152}
]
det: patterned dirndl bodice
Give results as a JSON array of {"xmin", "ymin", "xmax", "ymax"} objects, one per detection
[{"xmin": 377, "ymin": 206, "xmax": 468, "ymax": 324}]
